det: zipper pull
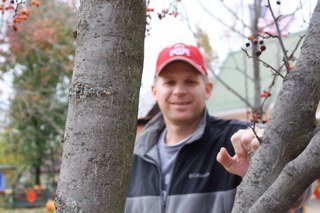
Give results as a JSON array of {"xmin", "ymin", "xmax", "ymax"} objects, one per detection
[{"xmin": 161, "ymin": 191, "xmax": 166, "ymax": 213}]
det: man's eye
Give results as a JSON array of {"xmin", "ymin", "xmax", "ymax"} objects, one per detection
[
  {"xmin": 165, "ymin": 81, "xmax": 175, "ymax": 85},
  {"xmin": 186, "ymin": 80, "xmax": 197, "ymax": 85}
]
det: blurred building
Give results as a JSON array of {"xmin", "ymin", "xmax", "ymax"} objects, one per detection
[{"xmin": 205, "ymin": 31, "xmax": 320, "ymax": 121}]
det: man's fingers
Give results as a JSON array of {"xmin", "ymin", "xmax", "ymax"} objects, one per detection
[
  {"xmin": 251, "ymin": 128, "xmax": 264, "ymax": 151},
  {"xmin": 217, "ymin": 147, "xmax": 234, "ymax": 169},
  {"xmin": 230, "ymin": 129, "xmax": 248, "ymax": 158},
  {"xmin": 220, "ymin": 127, "xmax": 265, "ymax": 177},
  {"xmin": 217, "ymin": 147, "xmax": 249, "ymax": 177},
  {"xmin": 232, "ymin": 127, "xmax": 264, "ymax": 154},
  {"xmin": 251, "ymin": 138, "xmax": 260, "ymax": 151},
  {"xmin": 240, "ymin": 132, "xmax": 254, "ymax": 152}
]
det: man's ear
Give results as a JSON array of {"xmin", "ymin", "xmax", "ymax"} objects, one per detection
[
  {"xmin": 151, "ymin": 84, "xmax": 157, "ymax": 101},
  {"xmin": 205, "ymin": 81, "xmax": 213, "ymax": 100}
]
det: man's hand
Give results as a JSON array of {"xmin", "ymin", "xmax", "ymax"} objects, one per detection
[{"xmin": 216, "ymin": 127, "xmax": 264, "ymax": 177}]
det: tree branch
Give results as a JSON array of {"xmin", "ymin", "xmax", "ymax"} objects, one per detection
[
  {"xmin": 249, "ymin": 127, "xmax": 320, "ymax": 212},
  {"xmin": 232, "ymin": 1, "xmax": 320, "ymax": 211}
]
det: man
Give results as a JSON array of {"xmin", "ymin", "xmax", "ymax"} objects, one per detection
[{"xmin": 125, "ymin": 43, "xmax": 270, "ymax": 213}]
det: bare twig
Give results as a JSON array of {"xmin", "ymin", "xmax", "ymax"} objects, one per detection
[
  {"xmin": 207, "ymin": 64, "xmax": 253, "ymax": 109},
  {"xmin": 277, "ymin": 35, "xmax": 305, "ymax": 74},
  {"xmin": 267, "ymin": 0, "xmax": 289, "ymax": 70},
  {"xmin": 197, "ymin": 0, "xmax": 247, "ymax": 38},
  {"xmin": 220, "ymin": 1, "xmax": 251, "ymax": 30},
  {"xmin": 241, "ymin": 47, "xmax": 284, "ymax": 78}
]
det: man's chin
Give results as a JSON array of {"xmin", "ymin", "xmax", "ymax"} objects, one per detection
[{"xmin": 169, "ymin": 114, "xmax": 194, "ymax": 123}]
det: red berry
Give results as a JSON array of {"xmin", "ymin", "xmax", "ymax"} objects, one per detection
[
  {"xmin": 260, "ymin": 45, "xmax": 266, "ymax": 51},
  {"xmin": 256, "ymin": 51, "xmax": 261, "ymax": 57}
]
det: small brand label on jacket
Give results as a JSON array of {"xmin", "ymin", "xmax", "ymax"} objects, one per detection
[{"xmin": 188, "ymin": 172, "xmax": 210, "ymax": 179}]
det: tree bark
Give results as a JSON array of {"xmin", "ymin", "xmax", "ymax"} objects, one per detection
[
  {"xmin": 34, "ymin": 164, "xmax": 41, "ymax": 185},
  {"xmin": 232, "ymin": 1, "xmax": 320, "ymax": 212},
  {"xmin": 55, "ymin": 1, "xmax": 145, "ymax": 212}
]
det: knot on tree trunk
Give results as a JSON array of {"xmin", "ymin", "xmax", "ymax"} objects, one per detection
[{"xmin": 69, "ymin": 82, "xmax": 113, "ymax": 100}]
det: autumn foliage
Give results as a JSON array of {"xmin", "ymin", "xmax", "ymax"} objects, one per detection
[{"xmin": 0, "ymin": 0, "xmax": 76, "ymax": 187}]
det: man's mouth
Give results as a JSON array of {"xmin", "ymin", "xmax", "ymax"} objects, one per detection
[{"xmin": 170, "ymin": 101, "xmax": 191, "ymax": 105}]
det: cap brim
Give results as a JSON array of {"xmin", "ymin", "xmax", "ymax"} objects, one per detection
[{"xmin": 156, "ymin": 57, "xmax": 206, "ymax": 76}]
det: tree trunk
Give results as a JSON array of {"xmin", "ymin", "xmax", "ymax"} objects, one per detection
[
  {"xmin": 34, "ymin": 164, "xmax": 41, "ymax": 185},
  {"xmin": 232, "ymin": 1, "xmax": 320, "ymax": 212},
  {"xmin": 55, "ymin": 1, "xmax": 145, "ymax": 212}
]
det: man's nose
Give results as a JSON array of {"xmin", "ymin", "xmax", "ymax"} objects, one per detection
[{"xmin": 173, "ymin": 84, "xmax": 187, "ymax": 95}]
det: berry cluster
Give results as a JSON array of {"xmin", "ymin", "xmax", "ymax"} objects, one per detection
[
  {"xmin": 245, "ymin": 35, "xmax": 267, "ymax": 57},
  {"xmin": 145, "ymin": 0, "xmax": 181, "ymax": 36},
  {"xmin": 287, "ymin": 60, "xmax": 295, "ymax": 72},
  {"xmin": 12, "ymin": 7, "xmax": 33, "ymax": 31},
  {"xmin": 13, "ymin": 9, "xmax": 31, "ymax": 27},
  {"xmin": 260, "ymin": 90, "xmax": 271, "ymax": 98},
  {"xmin": 31, "ymin": 0, "xmax": 39, "ymax": 7},
  {"xmin": 0, "ymin": 0, "xmax": 40, "ymax": 31},
  {"xmin": 0, "ymin": 0, "xmax": 15, "ymax": 14},
  {"xmin": 248, "ymin": 111, "xmax": 268, "ymax": 124}
]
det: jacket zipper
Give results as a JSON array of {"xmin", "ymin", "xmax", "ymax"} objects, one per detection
[
  {"xmin": 158, "ymin": 166, "xmax": 166, "ymax": 213},
  {"xmin": 161, "ymin": 191, "xmax": 166, "ymax": 213}
]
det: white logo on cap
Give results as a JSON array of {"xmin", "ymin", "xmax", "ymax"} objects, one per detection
[{"xmin": 169, "ymin": 44, "xmax": 190, "ymax": 57}]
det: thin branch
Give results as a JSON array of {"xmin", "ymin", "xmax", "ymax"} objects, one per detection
[
  {"xmin": 289, "ymin": 35, "xmax": 305, "ymax": 60},
  {"xmin": 267, "ymin": 0, "xmax": 289, "ymax": 70},
  {"xmin": 208, "ymin": 64, "xmax": 253, "ymax": 109},
  {"xmin": 197, "ymin": 0, "xmax": 247, "ymax": 38},
  {"xmin": 276, "ymin": 35, "xmax": 305, "ymax": 74},
  {"xmin": 220, "ymin": 1, "xmax": 251, "ymax": 30},
  {"xmin": 241, "ymin": 47, "xmax": 285, "ymax": 78}
]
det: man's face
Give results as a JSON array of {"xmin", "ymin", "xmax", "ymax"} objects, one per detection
[{"xmin": 152, "ymin": 61, "xmax": 213, "ymax": 126}]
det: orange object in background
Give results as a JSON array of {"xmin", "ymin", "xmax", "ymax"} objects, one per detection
[
  {"xmin": 46, "ymin": 199, "xmax": 55, "ymax": 212},
  {"xmin": 314, "ymin": 179, "xmax": 320, "ymax": 199},
  {"xmin": 25, "ymin": 190, "xmax": 37, "ymax": 203}
]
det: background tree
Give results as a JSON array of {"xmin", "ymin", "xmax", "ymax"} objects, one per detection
[
  {"xmin": 0, "ymin": 0, "xmax": 76, "ymax": 186},
  {"xmin": 55, "ymin": 1, "xmax": 145, "ymax": 212}
]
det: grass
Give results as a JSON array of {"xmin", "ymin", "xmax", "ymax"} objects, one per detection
[{"xmin": 0, "ymin": 207, "xmax": 47, "ymax": 213}]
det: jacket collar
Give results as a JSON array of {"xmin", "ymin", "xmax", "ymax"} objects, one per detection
[{"xmin": 134, "ymin": 109, "xmax": 209, "ymax": 158}]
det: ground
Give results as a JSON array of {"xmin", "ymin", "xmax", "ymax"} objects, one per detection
[{"xmin": 0, "ymin": 208, "xmax": 47, "ymax": 213}]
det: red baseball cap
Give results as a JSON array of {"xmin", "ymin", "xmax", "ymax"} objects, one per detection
[{"xmin": 155, "ymin": 43, "xmax": 208, "ymax": 77}]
